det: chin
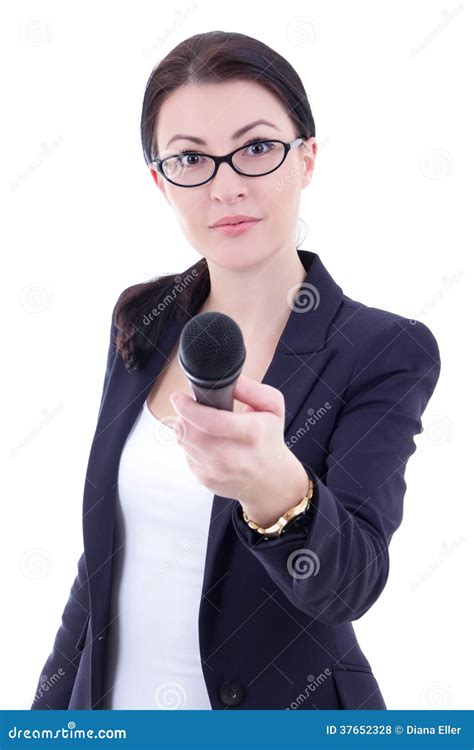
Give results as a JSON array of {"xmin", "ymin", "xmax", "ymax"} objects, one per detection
[{"xmin": 210, "ymin": 243, "xmax": 274, "ymax": 270}]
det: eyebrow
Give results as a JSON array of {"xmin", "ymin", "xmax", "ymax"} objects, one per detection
[{"xmin": 165, "ymin": 119, "xmax": 280, "ymax": 150}]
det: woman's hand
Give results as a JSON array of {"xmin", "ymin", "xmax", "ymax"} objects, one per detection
[{"xmin": 169, "ymin": 373, "xmax": 310, "ymax": 527}]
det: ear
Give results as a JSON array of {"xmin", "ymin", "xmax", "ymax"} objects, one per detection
[
  {"xmin": 301, "ymin": 137, "xmax": 317, "ymax": 189},
  {"xmin": 149, "ymin": 167, "xmax": 170, "ymax": 205}
]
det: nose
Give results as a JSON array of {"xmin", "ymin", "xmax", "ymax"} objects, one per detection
[{"xmin": 209, "ymin": 160, "xmax": 247, "ymax": 201}]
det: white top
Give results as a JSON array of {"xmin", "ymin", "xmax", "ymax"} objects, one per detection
[{"xmin": 102, "ymin": 398, "xmax": 214, "ymax": 709}]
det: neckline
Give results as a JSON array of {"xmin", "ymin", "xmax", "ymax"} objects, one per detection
[{"xmin": 143, "ymin": 398, "xmax": 175, "ymax": 432}]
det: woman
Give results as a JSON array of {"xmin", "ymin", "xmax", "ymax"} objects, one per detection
[{"xmin": 31, "ymin": 30, "xmax": 441, "ymax": 711}]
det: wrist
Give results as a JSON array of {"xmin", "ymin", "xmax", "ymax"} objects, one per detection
[{"xmin": 240, "ymin": 455, "xmax": 310, "ymax": 527}]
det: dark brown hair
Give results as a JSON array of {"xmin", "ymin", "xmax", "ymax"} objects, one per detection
[{"xmin": 115, "ymin": 30, "xmax": 316, "ymax": 373}]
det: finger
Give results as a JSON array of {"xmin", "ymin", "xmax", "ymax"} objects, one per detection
[
  {"xmin": 175, "ymin": 417, "xmax": 219, "ymax": 453},
  {"xmin": 179, "ymin": 431, "xmax": 228, "ymax": 470},
  {"xmin": 233, "ymin": 374, "xmax": 284, "ymax": 418},
  {"xmin": 170, "ymin": 391, "xmax": 252, "ymax": 440}
]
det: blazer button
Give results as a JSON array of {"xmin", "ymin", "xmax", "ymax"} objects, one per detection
[{"xmin": 219, "ymin": 680, "xmax": 244, "ymax": 707}]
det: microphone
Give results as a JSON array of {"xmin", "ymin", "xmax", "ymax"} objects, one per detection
[{"xmin": 178, "ymin": 311, "xmax": 246, "ymax": 411}]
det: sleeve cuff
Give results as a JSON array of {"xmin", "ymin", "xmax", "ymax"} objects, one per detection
[{"xmin": 231, "ymin": 464, "xmax": 320, "ymax": 548}]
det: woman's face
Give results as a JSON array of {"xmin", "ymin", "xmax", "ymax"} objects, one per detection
[{"xmin": 151, "ymin": 79, "xmax": 317, "ymax": 270}]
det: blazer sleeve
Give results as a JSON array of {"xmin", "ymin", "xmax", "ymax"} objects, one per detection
[
  {"xmin": 232, "ymin": 318, "xmax": 441, "ymax": 625},
  {"xmin": 30, "ymin": 308, "xmax": 118, "ymax": 709}
]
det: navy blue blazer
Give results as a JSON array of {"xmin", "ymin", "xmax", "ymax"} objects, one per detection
[{"xmin": 31, "ymin": 249, "xmax": 441, "ymax": 711}]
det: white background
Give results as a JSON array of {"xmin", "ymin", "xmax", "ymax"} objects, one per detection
[{"xmin": 1, "ymin": 0, "xmax": 472, "ymax": 710}]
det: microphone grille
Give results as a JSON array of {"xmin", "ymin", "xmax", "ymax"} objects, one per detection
[{"xmin": 179, "ymin": 311, "xmax": 246, "ymax": 380}]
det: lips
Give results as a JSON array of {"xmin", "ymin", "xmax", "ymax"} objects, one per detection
[
  {"xmin": 224, "ymin": 220, "xmax": 254, "ymax": 226},
  {"xmin": 211, "ymin": 219, "xmax": 262, "ymax": 237},
  {"xmin": 211, "ymin": 216, "xmax": 261, "ymax": 228}
]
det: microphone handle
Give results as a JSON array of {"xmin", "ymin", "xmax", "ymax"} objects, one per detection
[{"xmin": 189, "ymin": 380, "xmax": 237, "ymax": 411}]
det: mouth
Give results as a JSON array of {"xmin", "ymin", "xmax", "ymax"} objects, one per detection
[{"xmin": 211, "ymin": 219, "xmax": 262, "ymax": 237}]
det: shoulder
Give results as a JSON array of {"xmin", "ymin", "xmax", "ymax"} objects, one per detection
[
  {"xmin": 334, "ymin": 294, "xmax": 440, "ymax": 360},
  {"xmin": 331, "ymin": 295, "xmax": 441, "ymax": 408},
  {"xmin": 332, "ymin": 295, "xmax": 438, "ymax": 352}
]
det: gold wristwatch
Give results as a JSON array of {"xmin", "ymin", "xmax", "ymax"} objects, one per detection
[{"xmin": 242, "ymin": 474, "xmax": 314, "ymax": 538}]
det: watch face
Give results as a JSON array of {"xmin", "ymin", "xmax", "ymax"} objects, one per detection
[{"xmin": 282, "ymin": 500, "xmax": 315, "ymax": 536}]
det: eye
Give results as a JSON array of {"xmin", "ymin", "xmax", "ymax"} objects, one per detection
[
  {"xmin": 241, "ymin": 138, "xmax": 275, "ymax": 156},
  {"xmin": 165, "ymin": 137, "xmax": 276, "ymax": 171},
  {"xmin": 176, "ymin": 150, "xmax": 206, "ymax": 168},
  {"xmin": 179, "ymin": 137, "xmax": 275, "ymax": 156}
]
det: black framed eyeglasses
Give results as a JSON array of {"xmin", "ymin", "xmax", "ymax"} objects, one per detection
[{"xmin": 150, "ymin": 136, "xmax": 306, "ymax": 188}]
